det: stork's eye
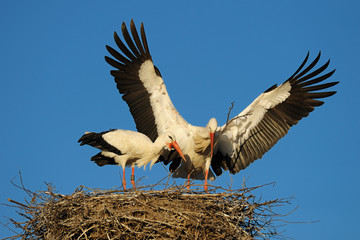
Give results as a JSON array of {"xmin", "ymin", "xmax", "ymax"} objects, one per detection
[{"xmin": 168, "ymin": 135, "xmax": 173, "ymax": 141}]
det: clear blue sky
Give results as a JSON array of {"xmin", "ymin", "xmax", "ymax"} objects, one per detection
[{"xmin": 1, "ymin": 1, "xmax": 359, "ymax": 239}]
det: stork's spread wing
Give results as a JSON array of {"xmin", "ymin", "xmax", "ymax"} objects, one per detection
[
  {"xmin": 212, "ymin": 52, "xmax": 338, "ymax": 176},
  {"xmin": 105, "ymin": 20, "xmax": 186, "ymax": 141}
]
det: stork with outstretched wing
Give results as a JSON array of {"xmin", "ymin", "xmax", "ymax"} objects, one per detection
[{"xmin": 105, "ymin": 20, "xmax": 338, "ymax": 190}]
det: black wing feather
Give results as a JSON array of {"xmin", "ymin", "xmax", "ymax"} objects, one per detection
[
  {"xmin": 105, "ymin": 20, "xmax": 159, "ymax": 141},
  {"xmin": 212, "ymin": 52, "xmax": 338, "ymax": 175}
]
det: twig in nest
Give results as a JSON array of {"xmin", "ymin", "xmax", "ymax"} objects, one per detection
[{"xmin": 4, "ymin": 178, "xmax": 294, "ymax": 240}]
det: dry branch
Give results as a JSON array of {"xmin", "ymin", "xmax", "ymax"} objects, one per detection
[{"xmin": 3, "ymin": 181, "xmax": 292, "ymax": 240}]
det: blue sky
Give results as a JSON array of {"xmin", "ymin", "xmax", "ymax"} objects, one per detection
[{"xmin": 1, "ymin": 1, "xmax": 359, "ymax": 239}]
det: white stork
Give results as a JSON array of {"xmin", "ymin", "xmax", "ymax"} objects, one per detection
[
  {"xmin": 78, "ymin": 130, "xmax": 186, "ymax": 190},
  {"xmin": 104, "ymin": 20, "xmax": 338, "ymax": 191}
]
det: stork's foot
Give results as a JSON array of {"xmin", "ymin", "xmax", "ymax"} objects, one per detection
[{"xmin": 204, "ymin": 184, "xmax": 209, "ymax": 194}]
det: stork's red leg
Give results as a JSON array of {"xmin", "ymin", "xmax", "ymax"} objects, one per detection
[
  {"xmin": 122, "ymin": 168, "xmax": 126, "ymax": 191},
  {"xmin": 131, "ymin": 165, "xmax": 136, "ymax": 189},
  {"xmin": 187, "ymin": 173, "xmax": 191, "ymax": 189},
  {"xmin": 204, "ymin": 158, "xmax": 211, "ymax": 193},
  {"xmin": 204, "ymin": 169, "xmax": 209, "ymax": 193}
]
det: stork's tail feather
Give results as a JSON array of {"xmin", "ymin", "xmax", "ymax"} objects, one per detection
[
  {"xmin": 78, "ymin": 132, "xmax": 103, "ymax": 147},
  {"xmin": 78, "ymin": 131, "xmax": 122, "ymax": 155},
  {"xmin": 91, "ymin": 152, "xmax": 117, "ymax": 167}
]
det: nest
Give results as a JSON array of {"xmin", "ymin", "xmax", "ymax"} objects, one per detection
[{"xmin": 4, "ymin": 178, "xmax": 291, "ymax": 240}]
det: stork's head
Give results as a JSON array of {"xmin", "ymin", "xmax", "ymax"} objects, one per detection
[
  {"xmin": 206, "ymin": 118, "xmax": 218, "ymax": 158},
  {"xmin": 164, "ymin": 133, "xmax": 186, "ymax": 162}
]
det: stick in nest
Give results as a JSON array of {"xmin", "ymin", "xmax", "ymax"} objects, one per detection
[{"xmin": 4, "ymin": 178, "xmax": 294, "ymax": 240}]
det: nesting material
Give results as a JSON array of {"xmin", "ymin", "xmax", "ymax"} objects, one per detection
[{"xmin": 6, "ymin": 182, "xmax": 290, "ymax": 239}]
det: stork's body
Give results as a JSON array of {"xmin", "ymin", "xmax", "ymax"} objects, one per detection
[
  {"xmin": 78, "ymin": 130, "xmax": 185, "ymax": 190},
  {"xmin": 104, "ymin": 20, "xmax": 338, "ymax": 190},
  {"xmin": 163, "ymin": 119, "xmax": 217, "ymax": 189}
]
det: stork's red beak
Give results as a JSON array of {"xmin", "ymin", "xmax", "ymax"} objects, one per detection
[
  {"xmin": 210, "ymin": 132, "xmax": 215, "ymax": 158},
  {"xmin": 170, "ymin": 141, "xmax": 186, "ymax": 162}
]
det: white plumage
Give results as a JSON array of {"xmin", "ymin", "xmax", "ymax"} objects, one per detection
[
  {"xmin": 78, "ymin": 130, "xmax": 185, "ymax": 190},
  {"xmin": 104, "ymin": 20, "xmax": 339, "ymax": 190}
]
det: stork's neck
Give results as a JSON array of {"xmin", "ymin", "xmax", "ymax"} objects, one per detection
[
  {"xmin": 193, "ymin": 128, "xmax": 211, "ymax": 155},
  {"xmin": 153, "ymin": 136, "xmax": 167, "ymax": 153},
  {"xmin": 198, "ymin": 127, "xmax": 210, "ymax": 139},
  {"xmin": 135, "ymin": 138, "xmax": 163, "ymax": 170},
  {"xmin": 142, "ymin": 135, "xmax": 168, "ymax": 169}
]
